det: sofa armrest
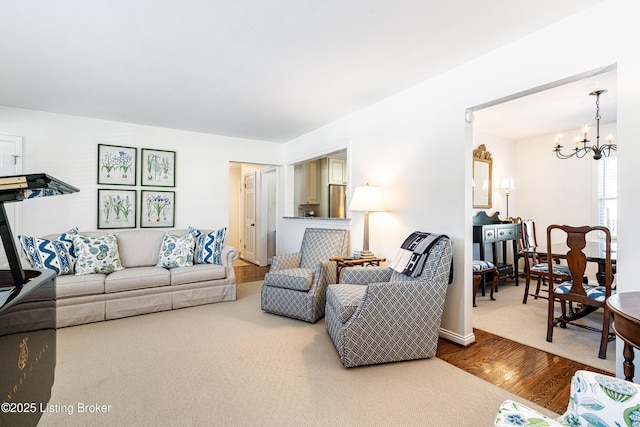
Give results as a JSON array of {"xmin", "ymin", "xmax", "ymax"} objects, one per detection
[
  {"xmin": 222, "ymin": 245, "xmax": 239, "ymax": 283},
  {"xmin": 340, "ymin": 266, "xmax": 392, "ymax": 285},
  {"xmin": 222, "ymin": 245, "xmax": 238, "ymax": 266},
  {"xmin": 270, "ymin": 253, "xmax": 301, "ymax": 271}
]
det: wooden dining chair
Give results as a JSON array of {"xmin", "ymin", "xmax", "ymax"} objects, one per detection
[
  {"xmin": 520, "ymin": 219, "xmax": 571, "ymax": 304},
  {"xmin": 545, "ymin": 224, "xmax": 614, "ymax": 359}
]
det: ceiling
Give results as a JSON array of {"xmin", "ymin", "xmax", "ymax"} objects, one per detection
[
  {"xmin": 473, "ymin": 68, "xmax": 617, "ymax": 141},
  {"xmin": 0, "ymin": 1, "xmax": 604, "ymax": 143}
]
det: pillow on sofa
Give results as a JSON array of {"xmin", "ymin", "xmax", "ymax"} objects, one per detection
[
  {"xmin": 194, "ymin": 227, "xmax": 226, "ymax": 265},
  {"xmin": 18, "ymin": 227, "xmax": 79, "ymax": 275},
  {"xmin": 157, "ymin": 233, "xmax": 196, "ymax": 268},
  {"xmin": 74, "ymin": 234, "xmax": 124, "ymax": 275}
]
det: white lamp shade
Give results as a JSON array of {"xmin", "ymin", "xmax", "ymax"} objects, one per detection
[
  {"xmin": 349, "ymin": 185, "xmax": 385, "ymax": 212},
  {"xmin": 500, "ymin": 178, "xmax": 515, "ymax": 190}
]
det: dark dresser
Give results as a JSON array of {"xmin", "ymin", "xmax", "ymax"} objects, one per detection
[{"xmin": 473, "ymin": 211, "xmax": 519, "ymax": 285}]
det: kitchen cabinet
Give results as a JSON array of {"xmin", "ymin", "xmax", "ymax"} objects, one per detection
[{"xmin": 328, "ymin": 157, "xmax": 347, "ymax": 184}]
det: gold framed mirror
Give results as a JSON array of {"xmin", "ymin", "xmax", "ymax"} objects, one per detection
[{"xmin": 473, "ymin": 144, "xmax": 492, "ymax": 209}]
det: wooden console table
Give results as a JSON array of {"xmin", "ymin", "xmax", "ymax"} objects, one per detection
[
  {"xmin": 330, "ymin": 256, "xmax": 386, "ymax": 281},
  {"xmin": 607, "ymin": 292, "xmax": 640, "ymax": 381}
]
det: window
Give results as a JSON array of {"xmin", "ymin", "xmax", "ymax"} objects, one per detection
[{"xmin": 596, "ymin": 154, "xmax": 617, "ymax": 239}]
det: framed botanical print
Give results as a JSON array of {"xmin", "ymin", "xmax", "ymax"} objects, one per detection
[
  {"xmin": 141, "ymin": 190, "xmax": 175, "ymax": 228},
  {"xmin": 141, "ymin": 148, "xmax": 176, "ymax": 187},
  {"xmin": 98, "ymin": 189, "xmax": 137, "ymax": 229},
  {"xmin": 98, "ymin": 144, "xmax": 137, "ymax": 186}
]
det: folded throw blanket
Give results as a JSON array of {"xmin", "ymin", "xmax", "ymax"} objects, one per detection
[{"xmin": 390, "ymin": 232, "xmax": 449, "ymax": 278}]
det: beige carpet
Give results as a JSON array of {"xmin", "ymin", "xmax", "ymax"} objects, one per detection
[
  {"xmin": 38, "ymin": 281, "xmax": 556, "ymax": 426},
  {"xmin": 473, "ymin": 281, "xmax": 615, "ymax": 373}
]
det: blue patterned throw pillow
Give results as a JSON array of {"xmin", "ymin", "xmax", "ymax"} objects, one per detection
[
  {"xmin": 194, "ymin": 227, "xmax": 226, "ymax": 265},
  {"xmin": 18, "ymin": 228, "xmax": 79, "ymax": 275},
  {"xmin": 73, "ymin": 234, "xmax": 124, "ymax": 275},
  {"xmin": 157, "ymin": 233, "xmax": 196, "ymax": 268}
]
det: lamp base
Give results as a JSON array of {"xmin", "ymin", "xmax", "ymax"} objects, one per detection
[{"xmin": 359, "ymin": 250, "xmax": 376, "ymax": 259}]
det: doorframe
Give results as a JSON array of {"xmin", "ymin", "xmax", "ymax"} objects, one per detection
[
  {"xmin": 242, "ymin": 171, "xmax": 257, "ymax": 264},
  {"xmin": 257, "ymin": 167, "xmax": 278, "ymax": 266}
]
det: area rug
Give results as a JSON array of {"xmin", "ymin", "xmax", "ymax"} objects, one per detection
[
  {"xmin": 473, "ymin": 281, "xmax": 615, "ymax": 373},
  {"xmin": 38, "ymin": 281, "xmax": 555, "ymax": 426}
]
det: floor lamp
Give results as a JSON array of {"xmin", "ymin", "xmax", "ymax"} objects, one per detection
[{"xmin": 348, "ymin": 183, "xmax": 385, "ymax": 259}]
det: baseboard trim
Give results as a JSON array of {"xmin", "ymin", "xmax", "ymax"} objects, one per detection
[{"xmin": 439, "ymin": 327, "xmax": 476, "ymax": 347}]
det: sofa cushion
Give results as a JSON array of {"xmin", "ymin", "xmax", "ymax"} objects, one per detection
[
  {"xmin": 74, "ymin": 234, "xmax": 124, "ymax": 275},
  {"xmin": 264, "ymin": 268, "xmax": 314, "ymax": 291},
  {"xmin": 55, "ymin": 273, "xmax": 106, "ymax": 298},
  {"xmin": 326, "ymin": 284, "xmax": 367, "ymax": 323},
  {"xmin": 156, "ymin": 233, "xmax": 196, "ymax": 268},
  {"xmin": 18, "ymin": 228, "xmax": 79, "ymax": 275},
  {"xmin": 194, "ymin": 227, "xmax": 227, "ymax": 265},
  {"xmin": 105, "ymin": 266, "xmax": 171, "ymax": 293},
  {"xmin": 170, "ymin": 264, "xmax": 226, "ymax": 286},
  {"xmin": 114, "ymin": 229, "xmax": 165, "ymax": 267}
]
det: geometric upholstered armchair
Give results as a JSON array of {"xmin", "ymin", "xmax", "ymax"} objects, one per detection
[
  {"xmin": 325, "ymin": 232, "xmax": 453, "ymax": 367},
  {"xmin": 260, "ymin": 228, "xmax": 349, "ymax": 323}
]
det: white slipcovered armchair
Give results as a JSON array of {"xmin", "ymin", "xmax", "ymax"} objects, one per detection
[
  {"xmin": 260, "ymin": 228, "xmax": 348, "ymax": 323},
  {"xmin": 495, "ymin": 370, "xmax": 640, "ymax": 426},
  {"xmin": 325, "ymin": 233, "xmax": 453, "ymax": 367}
]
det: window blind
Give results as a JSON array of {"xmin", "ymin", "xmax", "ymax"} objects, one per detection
[{"xmin": 596, "ymin": 154, "xmax": 617, "ymax": 239}]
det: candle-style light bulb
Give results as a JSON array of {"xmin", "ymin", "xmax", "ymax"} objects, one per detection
[
  {"xmin": 583, "ymin": 125, "xmax": 588, "ymax": 140},
  {"xmin": 608, "ymin": 134, "xmax": 613, "ymax": 145}
]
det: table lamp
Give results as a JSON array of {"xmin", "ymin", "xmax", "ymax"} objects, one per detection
[
  {"xmin": 348, "ymin": 183, "xmax": 385, "ymax": 259},
  {"xmin": 500, "ymin": 178, "xmax": 515, "ymax": 220}
]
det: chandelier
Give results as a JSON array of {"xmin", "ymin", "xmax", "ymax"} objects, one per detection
[{"xmin": 553, "ymin": 89, "xmax": 616, "ymax": 160}]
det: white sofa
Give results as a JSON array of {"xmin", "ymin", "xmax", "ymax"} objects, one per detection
[
  {"xmin": 21, "ymin": 229, "xmax": 238, "ymax": 327},
  {"xmin": 495, "ymin": 370, "xmax": 640, "ymax": 426}
]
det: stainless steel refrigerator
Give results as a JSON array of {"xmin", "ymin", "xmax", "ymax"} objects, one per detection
[{"xmin": 328, "ymin": 184, "xmax": 347, "ymax": 218}]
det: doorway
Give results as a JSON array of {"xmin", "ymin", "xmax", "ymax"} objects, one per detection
[
  {"xmin": 468, "ymin": 66, "xmax": 617, "ymax": 363},
  {"xmin": 228, "ymin": 162, "xmax": 278, "ymax": 267}
]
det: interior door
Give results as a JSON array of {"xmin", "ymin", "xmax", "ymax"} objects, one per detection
[{"xmin": 243, "ymin": 172, "xmax": 256, "ymax": 263}]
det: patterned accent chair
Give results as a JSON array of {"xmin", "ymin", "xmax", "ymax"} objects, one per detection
[
  {"xmin": 260, "ymin": 228, "xmax": 349, "ymax": 323},
  {"xmin": 495, "ymin": 370, "xmax": 640, "ymax": 426},
  {"xmin": 325, "ymin": 236, "xmax": 453, "ymax": 367}
]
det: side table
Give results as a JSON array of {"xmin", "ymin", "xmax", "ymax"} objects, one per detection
[
  {"xmin": 329, "ymin": 256, "xmax": 386, "ymax": 282},
  {"xmin": 607, "ymin": 292, "xmax": 640, "ymax": 381}
]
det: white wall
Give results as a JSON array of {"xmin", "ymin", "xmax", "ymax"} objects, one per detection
[
  {"xmin": 515, "ymin": 122, "xmax": 617, "ymax": 248},
  {"xmin": 280, "ymin": 0, "xmax": 639, "ymax": 349},
  {"xmin": 0, "ymin": 106, "xmax": 283, "ymax": 238}
]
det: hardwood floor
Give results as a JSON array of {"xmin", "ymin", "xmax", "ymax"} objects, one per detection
[{"xmin": 234, "ymin": 262, "xmax": 609, "ymax": 415}]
